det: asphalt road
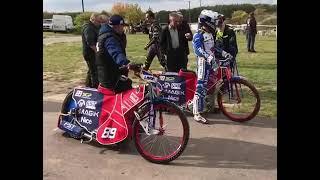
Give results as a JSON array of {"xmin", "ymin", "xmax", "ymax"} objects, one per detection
[{"xmin": 43, "ymin": 100, "xmax": 277, "ymax": 180}]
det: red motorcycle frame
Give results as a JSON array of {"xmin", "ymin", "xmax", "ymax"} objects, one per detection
[{"xmin": 139, "ymin": 57, "xmax": 261, "ymax": 122}]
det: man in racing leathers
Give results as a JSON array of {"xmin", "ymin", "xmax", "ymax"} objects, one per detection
[{"xmin": 192, "ymin": 10, "xmax": 233, "ymax": 124}]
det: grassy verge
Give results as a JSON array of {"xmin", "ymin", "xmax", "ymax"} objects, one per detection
[{"xmin": 43, "ymin": 33, "xmax": 277, "ymax": 117}]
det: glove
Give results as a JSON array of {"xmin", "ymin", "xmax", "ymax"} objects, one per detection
[
  {"xmin": 212, "ymin": 61, "xmax": 219, "ymax": 72},
  {"xmin": 207, "ymin": 55, "xmax": 215, "ymax": 64},
  {"xmin": 207, "ymin": 56, "xmax": 218, "ymax": 72}
]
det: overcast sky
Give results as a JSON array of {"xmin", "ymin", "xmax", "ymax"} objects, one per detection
[{"xmin": 43, "ymin": 0, "xmax": 277, "ymax": 13}]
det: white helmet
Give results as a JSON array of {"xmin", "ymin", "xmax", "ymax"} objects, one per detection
[{"xmin": 198, "ymin": 9, "xmax": 219, "ymax": 32}]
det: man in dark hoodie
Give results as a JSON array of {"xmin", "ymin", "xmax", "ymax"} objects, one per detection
[{"xmin": 95, "ymin": 15, "xmax": 131, "ymax": 93}]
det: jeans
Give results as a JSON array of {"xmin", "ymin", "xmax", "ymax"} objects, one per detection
[{"xmin": 247, "ymin": 32, "xmax": 256, "ymax": 51}]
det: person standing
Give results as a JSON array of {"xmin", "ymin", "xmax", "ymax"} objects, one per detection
[
  {"xmin": 81, "ymin": 13, "xmax": 100, "ymax": 88},
  {"xmin": 160, "ymin": 12, "xmax": 189, "ymax": 72},
  {"xmin": 246, "ymin": 12, "xmax": 257, "ymax": 52},
  {"xmin": 177, "ymin": 11, "xmax": 193, "ymax": 69},
  {"xmin": 192, "ymin": 10, "xmax": 233, "ymax": 123},
  {"xmin": 142, "ymin": 10, "xmax": 167, "ymax": 71},
  {"xmin": 96, "ymin": 15, "xmax": 132, "ymax": 93}
]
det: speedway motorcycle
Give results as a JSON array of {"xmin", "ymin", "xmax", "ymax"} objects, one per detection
[{"xmin": 57, "ymin": 63, "xmax": 190, "ymax": 164}]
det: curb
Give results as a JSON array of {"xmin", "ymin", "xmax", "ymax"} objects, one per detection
[{"xmin": 43, "ymin": 93, "xmax": 67, "ymax": 102}]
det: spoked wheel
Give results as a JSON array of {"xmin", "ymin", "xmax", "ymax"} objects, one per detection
[
  {"xmin": 133, "ymin": 100, "xmax": 189, "ymax": 164},
  {"xmin": 217, "ymin": 78, "xmax": 260, "ymax": 122}
]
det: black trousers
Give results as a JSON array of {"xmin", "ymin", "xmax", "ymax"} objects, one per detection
[
  {"xmin": 144, "ymin": 43, "xmax": 166, "ymax": 70},
  {"xmin": 83, "ymin": 53, "xmax": 98, "ymax": 88},
  {"xmin": 97, "ymin": 66, "xmax": 132, "ymax": 94},
  {"xmin": 166, "ymin": 48, "xmax": 188, "ymax": 72},
  {"xmin": 114, "ymin": 78, "xmax": 133, "ymax": 93}
]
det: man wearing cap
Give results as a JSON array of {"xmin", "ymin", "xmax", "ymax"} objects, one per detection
[
  {"xmin": 95, "ymin": 15, "xmax": 132, "ymax": 93},
  {"xmin": 81, "ymin": 13, "xmax": 101, "ymax": 88}
]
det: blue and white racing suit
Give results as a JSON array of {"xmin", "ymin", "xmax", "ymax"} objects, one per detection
[{"xmin": 192, "ymin": 30, "xmax": 217, "ymax": 115}]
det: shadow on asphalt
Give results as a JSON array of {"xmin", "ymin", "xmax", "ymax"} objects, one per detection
[
  {"xmin": 170, "ymin": 136, "xmax": 276, "ymax": 170},
  {"xmin": 185, "ymin": 111, "xmax": 277, "ymax": 129},
  {"xmin": 61, "ymin": 133, "xmax": 276, "ymax": 170}
]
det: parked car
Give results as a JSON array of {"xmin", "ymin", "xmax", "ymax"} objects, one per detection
[{"xmin": 43, "ymin": 19, "xmax": 53, "ymax": 31}]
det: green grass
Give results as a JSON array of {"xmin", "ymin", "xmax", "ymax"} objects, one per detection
[
  {"xmin": 43, "ymin": 31, "xmax": 78, "ymax": 38},
  {"xmin": 43, "ymin": 42, "xmax": 86, "ymax": 81},
  {"xmin": 43, "ymin": 33, "xmax": 277, "ymax": 118}
]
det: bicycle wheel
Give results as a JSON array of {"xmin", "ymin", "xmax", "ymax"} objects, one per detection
[
  {"xmin": 217, "ymin": 78, "xmax": 260, "ymax": 122},
  {"xmin": 133, "ymin": 100, "xmax": 189, "ymax": 164}
]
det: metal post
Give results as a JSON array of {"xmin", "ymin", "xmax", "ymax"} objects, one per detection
[
  {"xmin": 82, "ymin": 0, "xmax": 84, "ymax": 12},
  {"xmin": 188, "ymin": 1, "xmax": 191, "ymax": 23}
]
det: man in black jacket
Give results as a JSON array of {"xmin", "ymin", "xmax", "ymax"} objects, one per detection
[
  {"xmin": 177, "ymin": 12, "xmax": 193, "ymax": 69},
  {"xmin": 160, "ymin": 12, "xmax": 189, "ymax": 72},
  {"xmin": 81, "ymin": 13, "xmax": 100, "ymax": 88},
  {"xmin": 215, "ymin": 14, "xmax": 238, "ymax": 63}
]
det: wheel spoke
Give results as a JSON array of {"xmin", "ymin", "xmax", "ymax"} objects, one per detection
[{"xmin": 135, "ymin": 101, "xmax": 188, "ymax": 162}]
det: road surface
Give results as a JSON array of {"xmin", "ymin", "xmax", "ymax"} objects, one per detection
[{"xmin": 43, "ymin": 98, "xmax": 277, "ymax": 180}]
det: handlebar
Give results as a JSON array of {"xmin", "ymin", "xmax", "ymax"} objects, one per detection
[{"xmin": 217, "ymin": 56, "xmax": 234, "ymax": 68}]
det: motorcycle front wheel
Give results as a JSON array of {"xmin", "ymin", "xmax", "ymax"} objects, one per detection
[{"xmin": 133, "ymin": 100, "xmax": 189, "ymax": 164}]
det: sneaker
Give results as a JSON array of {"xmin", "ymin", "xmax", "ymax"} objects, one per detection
[{"xmin": 194, "ymin": 114, "xmax": 209, "ymax": 124}]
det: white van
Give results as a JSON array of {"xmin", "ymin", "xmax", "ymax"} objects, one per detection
[{"xmin": 52, "ymin": 15, "xmax": 74, "ymax": 32}]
